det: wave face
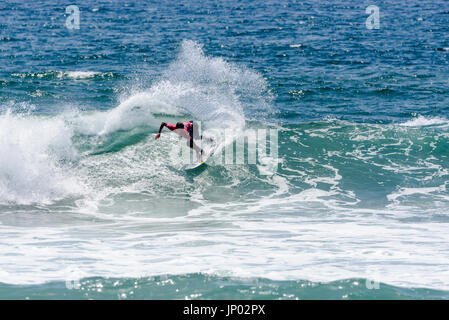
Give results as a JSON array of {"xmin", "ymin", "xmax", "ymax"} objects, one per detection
[{"xmin": 1, "ymin": 0, "xmax": 449, "ymax": 299}]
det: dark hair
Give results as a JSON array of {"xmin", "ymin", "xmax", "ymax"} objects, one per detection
[{"xmin": 176, "ymin": 122, "xmax": 184, "ymax": 129}]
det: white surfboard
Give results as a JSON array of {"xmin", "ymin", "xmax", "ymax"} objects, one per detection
[{"xmin": 184, "ymin": 161, "xmax": 206, "ymax": 170}]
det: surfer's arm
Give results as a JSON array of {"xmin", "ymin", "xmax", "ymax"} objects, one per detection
[{"xmin": 155, "ymin": 122, "xmax": 166, "ymax": 140}]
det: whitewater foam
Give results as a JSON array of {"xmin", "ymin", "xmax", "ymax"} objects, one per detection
[
  {"xmin": 400, "ymin": 115, "xmax": 449, "ymax": 128},
  {"xmin": 0, "ymin": 110, "xmax": 83, "ymax": 204},
  {"xmin": 72, "ymin": 40, "xmax": 271, "ymax": 143}
]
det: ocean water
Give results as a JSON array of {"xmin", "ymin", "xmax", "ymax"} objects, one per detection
[{"xmin": 1, "ymin": 0, "xmax": 449, "ymax": 299}]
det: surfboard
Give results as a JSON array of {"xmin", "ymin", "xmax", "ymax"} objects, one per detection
[{"xmin": 184, "ymin": 161, "xmax": 206, "ymax": 170}]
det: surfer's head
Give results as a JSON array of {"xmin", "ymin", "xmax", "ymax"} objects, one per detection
[{"xmin": 176, "ymin": 122, "xmax": 184, "ymax": 129}]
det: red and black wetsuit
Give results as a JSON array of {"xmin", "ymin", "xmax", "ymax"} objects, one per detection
[{"xmin": 163, "ymin": 120, "xmax": 194, "ymax": 147}]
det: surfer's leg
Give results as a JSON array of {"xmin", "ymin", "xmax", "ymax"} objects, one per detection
[{"xmin": 187, "ymin": 139, "xmax": 203, "ymax": 162}]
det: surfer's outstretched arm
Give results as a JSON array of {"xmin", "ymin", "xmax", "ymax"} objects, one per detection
[{"xmin": 154, "ymin": 122, "xmax": 166, "ymax": 140}]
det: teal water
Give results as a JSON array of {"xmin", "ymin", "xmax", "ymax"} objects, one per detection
[
  {"xmin": 1, "ymin": 0, "xmax": 449, "ymax": 299},
  {"xmin": 2, "ymin": 274, "xmax": 449, "ymax": 300}
]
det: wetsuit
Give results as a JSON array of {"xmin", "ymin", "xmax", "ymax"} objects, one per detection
[{"xmin": 163, "ymin": 121, "xmax": 195, "ymax": 148}]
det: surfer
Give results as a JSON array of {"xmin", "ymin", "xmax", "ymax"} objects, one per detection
[{"xmin": 155, "ymin": 120, "xmax": 210, "ymax": 162}]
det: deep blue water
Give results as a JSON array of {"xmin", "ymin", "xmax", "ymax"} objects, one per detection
[{"xmin": 0, "ymin": 0, "xmax": 449, "ymax": 299}]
